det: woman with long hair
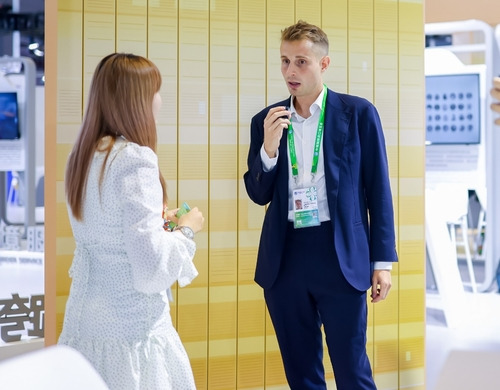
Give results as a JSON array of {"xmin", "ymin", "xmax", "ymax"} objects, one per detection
[{"xmin": 59, "ymin": 53, "xmax": 204, "ymax": 390}]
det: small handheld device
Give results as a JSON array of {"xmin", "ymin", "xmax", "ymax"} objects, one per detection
[
  {"xmin": 164, "ymin": 202, "xmax": 191, "ymax": 231},
  {"xmin": 176, "ymin": 202, "xmax": 191, "ymax": 218},
  {"xmin": 281, "ymin": 106, "xmax": 290, "ymax": 119}
]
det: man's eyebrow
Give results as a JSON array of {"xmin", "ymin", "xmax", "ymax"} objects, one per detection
[{"xmin": 281, "ymin": 55, "xmax": 308, "ymax": 59}]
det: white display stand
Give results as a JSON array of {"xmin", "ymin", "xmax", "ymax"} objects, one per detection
[
  {"xmin": 425, "ymin": 187, "xmax": 468, "ymax": 328},
  {"xmin": 5, "ymin": 168, "xmax": 45, "ymax": 225},
  {"xmin": 497, "ymin": 25, "xmax": 500, "ymax": 54},
  {"xmin": 0, "ymin": 56, "xmax": 37, "ymax": 229},
  {"xmin": 425, "ymin": 20, "xmax": 500, "ymax": 321},
  {"xmin": 425, "ymin": 48, "xmax": 485, "ymax": 295}
]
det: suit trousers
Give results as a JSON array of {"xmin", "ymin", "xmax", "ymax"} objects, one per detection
[{"xmin": 264, "ymin": 222, "xmax": 377, "ymax": 390}]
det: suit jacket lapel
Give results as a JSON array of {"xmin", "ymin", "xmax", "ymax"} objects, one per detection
[{"xmin": 277, "ymin": 98, "xmax": 293, "ymax": 218}]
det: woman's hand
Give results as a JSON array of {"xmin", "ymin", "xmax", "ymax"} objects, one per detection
[
  {"xmin": 178, "ymin": 207, "xmax": 204, "ymax": 234},
  {"xmin": 163, "ymin": 207, "xmax": 180, "ymax": 225}
]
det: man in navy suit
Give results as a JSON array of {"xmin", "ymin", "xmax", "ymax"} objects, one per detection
[{"xmin": 244, "ymin": 20, "xmax": 398, "ymax": 389}]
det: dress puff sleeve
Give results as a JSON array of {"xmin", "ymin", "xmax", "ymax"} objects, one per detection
[{"xmin": 113, "ymin": 142, "xmax": 198, "ymax": 294}]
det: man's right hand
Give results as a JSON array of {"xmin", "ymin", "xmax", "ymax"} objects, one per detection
[{"xmin": 263, "ymin": 106, "xmax": 291, "ymax": 158}]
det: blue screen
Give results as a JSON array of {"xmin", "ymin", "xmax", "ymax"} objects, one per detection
[{"xmin": 0, "ymin": 92, "xmax": 20, "ymax": 140}]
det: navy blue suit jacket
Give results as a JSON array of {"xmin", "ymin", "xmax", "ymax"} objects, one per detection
[{"xmin": 244, "ymin": 88, "xmax": 398, "ymax": 291}]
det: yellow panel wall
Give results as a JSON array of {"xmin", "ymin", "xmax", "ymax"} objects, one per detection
[
  {"xmin": 398, "ymin": 1, "xmax": 426, "ymax": 389},
  {"xmin": 46, "ymin": 1, "xmax": 425, "ymax": 389},
  {"xmin": 237, "ymin": 3, "xmax": 268, "ymax": 389},
  {"xmin": 373, "ymin": 1, "xmax": 400, "ymax": 388}
]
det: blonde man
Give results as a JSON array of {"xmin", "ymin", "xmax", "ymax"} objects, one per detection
[{"xmin": 244, "ymin": 21, "xmax": 397, "ymax": 389}]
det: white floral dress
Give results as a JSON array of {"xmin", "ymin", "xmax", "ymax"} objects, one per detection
[{"xmin": 58, "ymin": 137, "xmax": 198, "ymax": 390}]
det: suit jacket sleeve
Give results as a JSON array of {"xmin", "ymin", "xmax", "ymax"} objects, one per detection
[{"xmin": 358, "ymin": 102, "xmax": 398, "ymax": 262}]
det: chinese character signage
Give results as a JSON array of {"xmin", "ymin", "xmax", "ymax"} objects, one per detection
[{"xmin": 0, "ymin": 293, "xmax": 44, "ymax": 343}]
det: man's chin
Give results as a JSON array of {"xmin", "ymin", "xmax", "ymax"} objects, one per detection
[{"xmin": 286, "ymin": 86, "xmax": 300, "ymax": 96}]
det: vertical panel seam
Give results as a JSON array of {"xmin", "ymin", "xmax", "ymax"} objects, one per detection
[
  {"xmin": 81, "ymin": 0, "xmax": 85, "ymax": 116},
  {"xmin": 236, "ymin": 1, "xmax": 241, "ymax": 386},
  {"xmin": 397, "ymin": 0, "xmax": 401, "ymax": 386},
  {"xmin": 264, "ymin": 0, "xmax": 269, "ymax": 385},
  {"xmin": 146, "ymin": 0, "xmax": 149, "ymax": 57},
  {"xmin": 114, "ymin": 0, "xmax": 117, "ymax": 51},
  {"xmin": 175, "ymin": 0, "xmax": 181, "ymax": 334},
  {"xmin": 207, "ymin": 2, "xmax": 211, "ymax": 387}
]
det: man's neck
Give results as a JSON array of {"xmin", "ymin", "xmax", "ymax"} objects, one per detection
[{"xmin": 293, "ymin": 87, "xmax": 323, "ymax": 119}]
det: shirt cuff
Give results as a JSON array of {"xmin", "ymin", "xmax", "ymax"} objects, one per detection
[
  {"xmin": 373, "ymin": 261, "xmax": 393, "ymax": 271},
  {"xmin": 260, "ymin": 145, "xmax": 278, "ymax": 172}
]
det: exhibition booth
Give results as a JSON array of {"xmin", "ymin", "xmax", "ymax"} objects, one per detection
[
  {"xmin": 425, "ymin": 19, "xmax": 500, "ymax": 327},
  {"xmin": 0, "ymin": 55, "xmax": 45, "ymax": 358},
  {"xmin": 0, "ymin": 13, "xmax": 500, "ymax": 390}
]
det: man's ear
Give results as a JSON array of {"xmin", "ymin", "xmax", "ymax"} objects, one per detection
[{"xmin": 320, "ymin": 55, "xmax": 331, "ymax": 72}]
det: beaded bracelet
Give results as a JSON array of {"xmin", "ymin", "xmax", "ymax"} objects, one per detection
[{"xmin": 163, "ymin": 206, "xmax": 173, "ymax": 231}]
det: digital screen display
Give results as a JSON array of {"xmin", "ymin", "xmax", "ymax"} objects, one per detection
[
  {"xmin": 425, "ymin": 73, "xmax": 481, "ymax": 145},
  {"xmin": 0, "ymin": 92, "xmax": 20, "ymax": 140}
]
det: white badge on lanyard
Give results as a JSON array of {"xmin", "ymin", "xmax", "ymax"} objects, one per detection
[{"xmin": 292, "ymin": 186, "xmax": 320, "ymax": 228}]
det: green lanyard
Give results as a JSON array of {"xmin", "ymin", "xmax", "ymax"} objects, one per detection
[{"xmin": 288, "ymin": 85, "xmax": 327, "ymax": 184}]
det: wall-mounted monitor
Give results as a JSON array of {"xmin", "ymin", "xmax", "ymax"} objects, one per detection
[
  {"xmin": 0, "ymin": 92, "xmax": 20, "ymax": 140},
  {"xmin": 425, "ymin": 73, "xmax": 481, "ymax": 145}
]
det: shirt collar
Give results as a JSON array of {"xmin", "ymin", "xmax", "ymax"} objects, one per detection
[{"xmin": 289, "ymin": 87, "xmax": 326, "ymax": 119}]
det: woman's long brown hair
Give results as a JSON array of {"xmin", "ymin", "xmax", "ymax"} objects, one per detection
[{"xmin": 65, "ymin": 53, "xmax": 166, "ymax": 220}]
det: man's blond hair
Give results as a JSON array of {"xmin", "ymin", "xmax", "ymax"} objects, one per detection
[{"xmin": 281, "ymin": 20, "xmax": 329, "ymax": 56}]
